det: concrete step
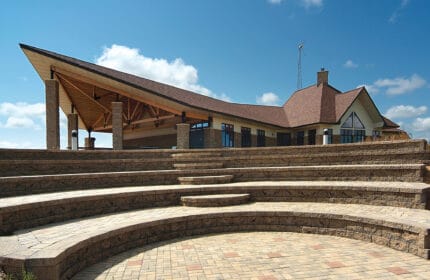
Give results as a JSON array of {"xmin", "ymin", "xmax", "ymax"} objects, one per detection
[
  {"xmin": 178, "ymin": 175, "xmax": 234, "ymax": 185},
  {"xmin": 173, "ymin": 162, "xmax": 224, "ymax": 170},
  {"xmin": 1, "ymin": 202, "xmax": 429, "ymax": 279},
  {"xmin": 0, "ymin": 164, "xmax": 426, "ymax": 198},
  {"xmin": 181, "ymin": 193, "xmax": 250, "ymax": 207},
  {"xmin": 0, "ymin": 181, "xmax": 428, "ymax": 234}
]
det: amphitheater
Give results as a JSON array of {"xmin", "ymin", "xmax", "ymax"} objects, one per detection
[{"xmin": 1, "ymin": 140, "xmax": 430, "ymax": 279}]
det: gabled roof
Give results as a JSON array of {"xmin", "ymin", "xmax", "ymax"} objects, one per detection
[
  {"xmin": 382, "ymin": 116, "xmax": 400, "ymax": 128},
  {"xmin": 20, "ymin": 44, "xmax": 396, "ymax": 130},
  {"xmin": 282, "ymin": 83, "xmax": 364, "ymax": 128}
]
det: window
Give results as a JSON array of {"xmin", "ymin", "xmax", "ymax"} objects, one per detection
[
  {"xmin": 340, "ymin": 112, "xmax": 366, "ymax": 143},
  {"xmin": 257, "ymin": 129, "xmax": 265, "ymax": 147},
  {"xmin": 296, "ymin": 131, "xmax": 304, "ymax": 146},
  {"xmin": 277, "ymin": 132, "xmax": 291, "ymax": 146},
  {"xmin": 326, "ymin": 128, "xmax": 333, "ymax": 144},
  {"xmin": 191, "ymin": 122, "xmax": 209, "ymax": 130},
  {"xmin": 241, "ymin": 127, "xmax": 251, "ymax": 147},
  {"xmin": 222, "ymin": 123, "xmax": 234, "ymax": 147},
  {"xmin": 308, "ymin": 129, "xmax": 316, "ymax": 145}
]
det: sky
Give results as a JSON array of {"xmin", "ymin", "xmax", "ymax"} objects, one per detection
[{"xmin": 0, "ymin": 0, "xmax": 429, "ymax": 149}]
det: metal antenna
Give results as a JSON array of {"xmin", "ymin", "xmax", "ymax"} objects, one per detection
[{"xmin": 297, "ymin": 43, "xmax": 304, "ymax": 90}]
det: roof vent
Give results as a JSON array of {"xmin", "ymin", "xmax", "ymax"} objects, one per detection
[{"xmin": 317, "ymin": 68, "xmax": 329, "ymax": 85}]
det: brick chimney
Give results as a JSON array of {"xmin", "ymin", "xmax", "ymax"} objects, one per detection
[{"xmin": 317, "ymin": 68, "xmax": 328, "ymax": 85}]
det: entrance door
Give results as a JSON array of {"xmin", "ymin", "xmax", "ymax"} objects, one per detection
[{"xmin": 277, "ymin": 132, "xmax": 291, "ymax": 146}]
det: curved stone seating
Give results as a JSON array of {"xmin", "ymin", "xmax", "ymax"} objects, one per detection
[
  {"xmin": 0, "ymin": 202, "xmax": 429, "ymax": 280},
  {"xmin": 0, "ymin": 158, "xmax": 174, "ymax": 177},
  {"xmin": 0, "ymin": 140, "xmax": 429, "ymax": 279},
  {"xmin": 0, "ymin": 181, "xmax": 428, "ymax": 234},
  {"xmin": 0, "ymin": 164, "xmax": 425, "ymax": 197},
  {"xmin": 181, "ymin": 194, "xmax": 250, "ymax": 207}
]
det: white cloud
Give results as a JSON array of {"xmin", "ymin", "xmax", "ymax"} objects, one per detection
[
  {"xmin": 357, "ymin": 84, "xmax": 379, "ymax": 94},
  {"xmin": 0, "ymin": 102, "xmax": 45, "ymax": 130},
  {"xmin": 256, "ymin": 92, "xmax": 281, "ymax": 106},
  {"xmin": 344, "ymin": 59, "xmax": 358, "ymax": 69},
  {"xmin": 267, "ymin": 0, "xmax": 283, "ymax": 4},
  {"xmin": 4, "ymin": 116, "xmax": 36, "ymax": 128},
  {"xmin": 95, "ymin": 44, "xmax": 230, "ymax": 101},
  {"xmin": 385, "ymin": 105, "xmax": 427, "ymax": 119},
  {"xmin": 358, "ymin": 74, "xmax": 426, "ymax": 95},
  {"xmin": 412, "ymin": 117, "xmax": 430, "ymax": 132},
  {"xmin": 374, "ymin": 74, "xmax": 426, "ymax": 95},
  {"xmin": 0, "ymin": 102, "xmax": 45, "ymax": 119},
  {"xmin": 389, "ymin": 0, "xmax": 410, "ymax": 23},
  {"xmin": 301, "ymin": 0, "xmax": 323, "ymax": 9}
]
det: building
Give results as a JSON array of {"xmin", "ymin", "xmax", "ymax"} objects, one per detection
[{"xmin": 20, "ymin": 44, "xmax": 407, "ymax": 150}]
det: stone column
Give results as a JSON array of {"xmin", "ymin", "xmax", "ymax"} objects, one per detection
[
  {"xmin": 176, "ymin": 123, "xmax": 190, "ymax": 149},
  {"xmin": 111, "ymin": 102, "xmax": 123, "ymax": 150},
  {"xmin": 67, "ymin": 113, "xmax": 78, "ymax": 149},
  {"xmin": 45, "ymin": 80, "xmax": 60, "ymax": 150}
]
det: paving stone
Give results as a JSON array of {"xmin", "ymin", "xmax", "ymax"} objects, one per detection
[{"xmin": 73, "ymin": 232, "xmax": 430, "ymax": 279}]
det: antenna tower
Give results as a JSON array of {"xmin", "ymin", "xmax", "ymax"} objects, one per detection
[{"xmin": 297, "ymin": 43, "xmax": 304, "ymax": 90}]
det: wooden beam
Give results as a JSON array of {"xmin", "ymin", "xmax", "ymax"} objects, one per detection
[
  {"xmin": 52, "ymin": 67, "xmax": 183, "ymax": 115},
  {"xmin": 56, "ymin": 75, "xmax": 89, "ymax": 130},
  {"xmin": 56, "ymin": 73, "xmax": 110, "ymax": 113},
  {"xmin": 130, "ymin": 102, "xmax": 141, "ymax": 121},
  {"xmin": 93, "ymin": 114, "xmax": 175, "ymax": 131}
]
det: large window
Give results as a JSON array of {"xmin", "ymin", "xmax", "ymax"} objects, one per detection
[
  {"xmin": 222, "ymin": 123, "xmax": 234, "ymax": 147},
  {"xmin": 340, "ymin": 112, "xmax": 366, "ymax": 143},
  {"xmin": 296, "ymin": 131, "xmax": 304, "ymax": 146},
  {"xmin": 308, "ymin": 129, "xmax": 316, "ymax": 145},
  {"xmin": 277, "ymin": 132, "xmax": 291, "ymax": 146},
  {"xmin": 257, "ymin": 129, "xmax": 265, "ymax": 147},
  {"xmin": 241, "ymin": 127, "xmax": 251, "ymax": 147}
]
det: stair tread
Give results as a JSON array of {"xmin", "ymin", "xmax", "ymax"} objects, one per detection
[
  {"xmin": 1, "ymin": 181, "xmax": 428, "ymax": 210},
  {"xmin": 1, "ymin": 164, "xmax": 424, "ymax": 180},
  {"xmin": 2, "ymin": 202, "xmax": 429, "ymax": 260}
]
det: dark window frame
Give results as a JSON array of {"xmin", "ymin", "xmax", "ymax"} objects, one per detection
[
  {"xmin": 241, "ymin": 127, "xmax": 251, "ymax": 147},
  {"xmin": 296, "ymin": 131, "xmax": 305, "ymax": 146},
  {"xmin": 222, "ymin": 123, "xmax": 235, "ymax": 147},
  {"xmin": 257, "ymin": 129, "xmax": 265, "ymax": 147}
]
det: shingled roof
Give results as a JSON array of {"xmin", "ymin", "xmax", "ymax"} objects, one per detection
[{"xmin": 20, "ymin": 44, "xmax": 395, "ymax": 130}]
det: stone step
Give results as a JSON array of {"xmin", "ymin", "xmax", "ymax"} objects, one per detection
[
  {"xmin": 0, "ymin": 148, "xmax": 175, "ymax": 160},
  {"xmin": 223, "ymin": 151, "xmax": 430, "ymax": 167},
  {"xmin": 0, "ymin": 164, "xmax": 426, "ymax": 198},
  {"xmin": 0, "ymin": 158, "xmax": 174, "ymax": 177},
  {"xmin": 172, "ymin": 152, "xmax": 222, "ymax": 160},
  {"xmin": 0, "ymin": 181, "xmax": 428, "ymax": 234},
  {"xmin": 425, "ymin": 165, "xmax": 430, "ymax": 183},
  {"xmin": 173, "ymin": 162, "xmax": 224, "ymax": 170},
  {"xmin": 178, "ymin": 175, "xmax": 234, "ymax": 185},
  {"xmin": 181, "ymin": 194, "xmax": 250, "ymax": 207},
  {"xmin": 1, "ymin": 202, "xmax": 429, "ymax": 279}
]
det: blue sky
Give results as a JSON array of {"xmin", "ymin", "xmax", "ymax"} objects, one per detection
[{"xmin": 0, "ymin": 0, "xmax": 429, "ymax": 148}]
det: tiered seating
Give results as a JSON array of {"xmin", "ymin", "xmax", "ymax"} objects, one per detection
[{"xmin": 0, "ymin": 140, "xmax": 429, "ymax": 280}]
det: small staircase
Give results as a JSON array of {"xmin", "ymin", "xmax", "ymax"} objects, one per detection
[{"xmin": 173, "ymin": 152, "xmax": 232, "ymax": 184}]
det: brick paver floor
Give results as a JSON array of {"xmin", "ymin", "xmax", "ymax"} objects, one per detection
[{"xmin": 73, "ymin": 231, "xmax": 430, "ymax": 280}]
